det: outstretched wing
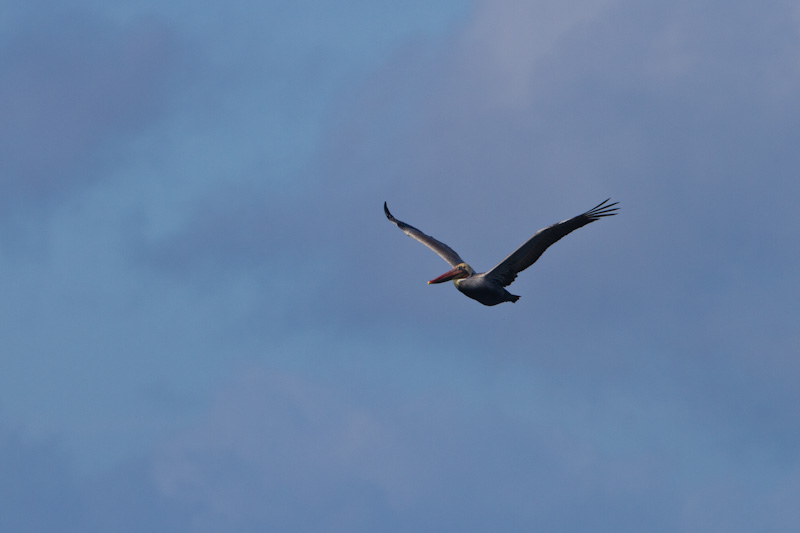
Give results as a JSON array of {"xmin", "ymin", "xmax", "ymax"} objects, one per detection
[
  {"xmin": 484, "ymin": 199, "xmax": 619, "ymax": 287},
  {"xmin": 384, "ymin": 202, "xmax": 464, "ymax": 268}
]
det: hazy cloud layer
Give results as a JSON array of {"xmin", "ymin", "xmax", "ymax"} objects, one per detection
[
  {"xmin": 2, "ymin": 0, "xmax": 799, "ymax": 531},
  {"xmin": 0, "ymin": 8, "xmax": 184, "ymax": 208}
]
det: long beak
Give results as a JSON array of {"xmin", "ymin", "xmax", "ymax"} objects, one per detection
[{"xmin": 428, "ymin": 266, "xmax": 464, "ymax": 284}]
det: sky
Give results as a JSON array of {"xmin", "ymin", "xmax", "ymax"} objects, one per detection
[{"xmin": 2, "ymin": 0, "xmax": 800, "ymax": 531}]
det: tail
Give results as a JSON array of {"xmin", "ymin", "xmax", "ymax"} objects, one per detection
[{"xmin": 510, "ymin": 294, "xmax": 520, "ymax": 303}]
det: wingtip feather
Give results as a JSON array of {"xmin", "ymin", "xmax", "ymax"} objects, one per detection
[
  {"xmin": 384, "ymin": 201, "xmax": 395, "ymax": 222},
  {"xmin": 585, "ymin": 198, "xmax": 619, "ymax": 220}
]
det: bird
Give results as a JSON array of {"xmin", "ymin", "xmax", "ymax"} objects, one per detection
[{"xmin": 384, "ymin": 199, "xmax": 619, "ymax": 306}]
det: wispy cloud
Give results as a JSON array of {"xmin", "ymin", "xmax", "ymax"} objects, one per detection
[
  {"xmin": 2, "ymin": 0, "xmax": 800, "ymax": 531},
  {"xmin": 0, "ymin": 9, "xmax": 185, "ymax": 210}
]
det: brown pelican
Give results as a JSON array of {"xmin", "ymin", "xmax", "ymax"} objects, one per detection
[{"xmin": 384, "ymin": 199, "xmax": 618, "ymax": 306}]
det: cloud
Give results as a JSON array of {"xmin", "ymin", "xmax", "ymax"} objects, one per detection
[
  {"xmin": 0, "ymin": 7, "xmax": 185, "ymax": 212},
  {"xmin": 151, "ymin": 367, "xmax": 401, "ymax": 531},
  {"xmin": 4, "ymin": 351, "xmax": 799, "ymax": 533},
  {"xmin": 128, "ymin": 361, "xmax": 800, "ymax": 531},
  {"xmin": 151, "ymin": 364, "xmax": 666, "ymax": 531},
  {"xmin": 0, "ymin": 416, "xmax": 194, "ymax": 532},
  {"xmin": 131, "ymin": 0, "xmax": 800, "ymax": 399},
  {"xmin": 4, "ymin": 1, "xmax": 799, "ymax": 530},
  {"xmin": 456, "ymin": 0, "xmax": 620, "ymax": 110},
  {"xmin": 0, "ymin": 421, "xmax": 82, "ymax": 532}
]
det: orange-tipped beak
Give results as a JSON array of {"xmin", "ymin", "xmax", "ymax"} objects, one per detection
[{"xmin": 428, "ymin": 266, "xmax": 466, "ymax": 284}]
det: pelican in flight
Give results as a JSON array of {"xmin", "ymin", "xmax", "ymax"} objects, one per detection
[{"xmin": 384, "ymin": 199, "xmax": 618, "ymax": 306}]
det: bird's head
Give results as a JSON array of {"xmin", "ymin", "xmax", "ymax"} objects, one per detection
[{"xmin": 428, "ymin": 263, "xmax": 474, "ymax": 284}]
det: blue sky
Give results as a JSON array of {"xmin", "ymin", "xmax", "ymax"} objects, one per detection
[{"xmin": 2, "ymin": 0, "xmax": 800, "ymax": 531}]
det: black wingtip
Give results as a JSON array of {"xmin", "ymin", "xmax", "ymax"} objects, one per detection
[
  {"xmin": 585, "ymin": 198, "xmax": 619, "ymax": 219},
  {"xmin": 384, "ymin": 201, "xmax": 395, "ymax": 222}
]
